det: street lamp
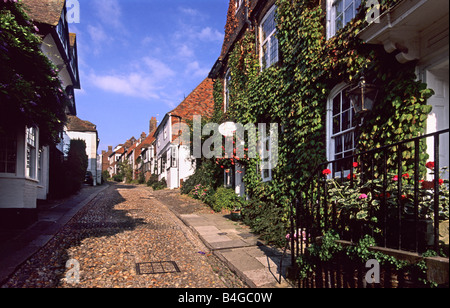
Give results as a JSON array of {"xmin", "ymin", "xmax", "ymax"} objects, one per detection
[{"xmin": 347, "ymin": 76, "xmax": 379, "ymax": 114}]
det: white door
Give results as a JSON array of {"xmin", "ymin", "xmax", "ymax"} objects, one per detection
[{"xmin": 426, "ymin": 61, "xmax": 449, "ymax": 179}]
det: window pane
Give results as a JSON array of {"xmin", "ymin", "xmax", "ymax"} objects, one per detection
[
  {"xmin": 333, "ymin": 95, "xmax": 340, "ymax": 116},
  {"xmin": 342, "ymin": 110, "xmax": 350, "ymax": 131},
  {"xmin": 333, "ymin": 115, "xmax": 340, "ymax": 134},
  {"xmin": 336, "ymin": 0, "xmax": 343, "ymax": 15},
  {"xmin": 270, "ymin": 35, "xmax": 279, "ymax": 65},
  {"xmin": 344, "ymin": 132, "xmax": 353, "ymax": 151},
  {"xmin": 335, "ymin": 14, "xmax": 343, "ymax": 31},
  {"xmin": 262, "ymin": 9, "xmax": 276, "ymax": 40},
  {"xmin": 344, "ymin": 3, "xmax": 354, "ymax": 24},
  {"xmin": 344, "ymin": 0, "xmax": 353, "ymax": 9},
  {"xmin": 335, "ymin": 135, "xmax": 343, "ymax": 155},
  {"xmin": 7, "ymin": 163, "xmax": 15, "ymax": 173},
  {"xmin": 342, "ymin": 91, "xmax": 350, "ymax": 111}
]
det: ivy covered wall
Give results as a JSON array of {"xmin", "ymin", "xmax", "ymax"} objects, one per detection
[
  {"xmin": 211, "ymin": 0, "xmax": 434, "ymax": 243},
  {"xmin": 0, "ymin": 1, "xmax": 68, "ymax": 147}
]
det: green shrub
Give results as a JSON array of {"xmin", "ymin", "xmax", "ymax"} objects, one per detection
[
  {"xmin": 181, "ymin": 160, "xmax": 223, "ymax": 195},
  {"xmin": 210, "ymin": 187, "xmax": 239, "ymax": 212},
  {"xmin": 146, "ymin": 174, "xmax": 159, "ymax": 187},
  {"xmin": 151, "ymin": 177, "xmax": 166, "ymax": 190},
  {"xmin": 113, "ymin": 174, "xmax": 123, "ymax": 182},
  {"xmin": 189, "ymin": 184, "xmax": 215, "ymax": 205},
  {"xmin": 242, "ymin": 199, "xmax": 287, "ymax": 246}
]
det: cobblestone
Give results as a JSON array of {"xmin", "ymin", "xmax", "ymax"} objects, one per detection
[{"xmin": 1, "ymin": 183, "xmax": 247, "ymax": 288}]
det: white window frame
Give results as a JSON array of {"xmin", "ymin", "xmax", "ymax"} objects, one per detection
[
  {"xmin": 26, "ymin": 126, "xmax": 37, "ymax": 180},
  {"xmin": 326, "ymin": 83, "xmax": 359, "ymax": 175},
  {"xmin": 327, "ymin": 0, "xmax": 362, "ymax": 39},
  {"xmin": 259, "ymin": 5, "xmax": 279, "ymax": 70},
  {"xmin": 170, "ymin": 146, "xmax": 177, "ymax": 168},
  {"xmin": 260, "ymin": 135, "xmax": 273, "ymax": 182}
]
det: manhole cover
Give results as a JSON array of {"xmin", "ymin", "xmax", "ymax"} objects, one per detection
[{"xmin": 135, "ymin": 261, "xmax": 181, "ymax": 275}]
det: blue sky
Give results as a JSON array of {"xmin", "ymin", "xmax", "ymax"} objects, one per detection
[{"xmin": 70, "ymin": 0, "xmax": 229, "ymax": 152}]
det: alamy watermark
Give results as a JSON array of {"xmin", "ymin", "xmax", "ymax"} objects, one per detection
[
  {"xmin": 66, "ymin": 0, "xmax": 80, "ymax": 24},
  {"xmin": 172, "ymin": 115, "xmax": 279, "ymax": 170},
  {"xmin": 365, "ymin": 259, "xmax": 380, "ymax": 284},
  {"xmin": 365, "ymin": 0, "xmax": 380, "ymax": 24},
  {"xmin": 65, "ymin": 258, "xmax": 80, "ymax": 284}
]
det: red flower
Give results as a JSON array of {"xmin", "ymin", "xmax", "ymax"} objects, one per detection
[
  {"xmin": 402, "ymin": 173, "xmax": 409, "ymax": 178},
  {"xmin": 347, "ymin": 173, "xmax": 357, "ymax": 180},
  {"xmin": 393, "ymin": 175, "xmax": 399, "ymax": 181},
  {"xmin": 353, "ymin": 162, "xmax": 358, "ymax": 168},
  {"xmin": 433, "ymin": 179, "xmax": 445, "ymax": 186},
  {"xmin": 426, "ymin": 161, "xmax": 435, "ymax": 169},
  {"xmin": 322, "ymin": 169, "xmax": 331, "ymax": 175}
]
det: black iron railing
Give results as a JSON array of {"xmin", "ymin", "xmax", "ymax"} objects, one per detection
[{"xmin": 290, "ymin": 129, "xmax": 449, "ymax": 269}]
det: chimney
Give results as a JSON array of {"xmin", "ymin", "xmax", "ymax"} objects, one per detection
[
  {"xmin": 102, "ymin": 150, "xmax": 106, "ymax": 155},
  {"xmin": 141, "ymin": 132, "xmax": 147, "ymax": 140},
  {"xmin": 108, "ymin": 146, "xmax": 113, "ymax": 152},
  {"xmin": 149, "ymin": 117, "xmax": 157, "ymax": 133}
]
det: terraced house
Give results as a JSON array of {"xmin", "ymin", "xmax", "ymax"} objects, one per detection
[
  {"xmin": 207, "ymin": 0, "xmax": 448, "ymax": 286},
  {"xmin": 0, "ymin": 0, "xmax": 80, "ymax": 226}
]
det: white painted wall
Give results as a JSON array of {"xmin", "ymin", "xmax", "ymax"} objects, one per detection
[{"xmin": 65, "ymin": 130, "xmax": 99, "ymax": 184}]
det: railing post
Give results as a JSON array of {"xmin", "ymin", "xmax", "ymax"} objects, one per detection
[
  {"xmin": 397, "ymin": 144, "xmax": 403, "ymax": 250},
  {"xmin": 433, "ymin": 135, "xmax": 440, "ymax": 253},
  {"xmin": 413, "ymin": 139, "xmax": 420, "ymax": 253},
  {"xmin": 383, "ymin": 149, "xmax": 388, "ymax": 247},
  {"xmin": 290, "ymin": 199, "xmax": 295, "ymax": 268}
]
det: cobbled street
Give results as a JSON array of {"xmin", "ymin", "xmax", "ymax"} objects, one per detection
[{"xmin": 1, "ymin": 183, "xmax": 247, "ymax": 288}]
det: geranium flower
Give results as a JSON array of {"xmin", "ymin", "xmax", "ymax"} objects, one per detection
[
  {"xmin": 353, "ymin": 162, "xmax": 358, "ymax": 168},
  {"xmin": 322, "ymin": 169, "xmax": 331, "ymax": 175},
  {"xmin": 358, "ymin": 194, "xmax": 368, "ymax": 199},
  {"xmin": 347, "ymin": 173, "xmax": 357, "ymax": 180},
  {"xmin": 426, "ymin": 161, "xmax": 435, "ymax": 169}
]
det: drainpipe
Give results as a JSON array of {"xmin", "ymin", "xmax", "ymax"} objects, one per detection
[{"xmin": 245, "ymin": 0, "xmax": 253, "ymax": 29}]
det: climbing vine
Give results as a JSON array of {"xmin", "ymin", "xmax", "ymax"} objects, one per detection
[
  {"xmin": 209, "ymin": 0, "xmax": 434, "ymax": 244},
  {"xmin": 0, "ymin": 1, "xmax": 69, "ymax": 146}
]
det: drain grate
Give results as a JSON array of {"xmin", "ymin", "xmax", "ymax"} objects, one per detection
[{"xmin": 135, "ymin": 261, "xmax": 181, "ymax": 275}]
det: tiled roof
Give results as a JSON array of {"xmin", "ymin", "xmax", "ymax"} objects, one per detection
[
  {"xmin": 170, "ymin": 77, "xmax": 215, "ymax": 121},
  {"xmin": 22, "ymin": 0, "xmax": 65, "ymax": 27},
  {"xmin": 66, "ymin": 115, "xmax": 97, "ymax": 132}
]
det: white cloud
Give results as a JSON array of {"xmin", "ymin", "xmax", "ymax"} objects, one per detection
[
  {"xmin": 86, "ymin": 57, "xmax": 177, "ymax": 100},
  {"xmin": 93, "ymin": 0, "xmax": 122, "ymax": 28},
  {"xmin": 88, "ymin": 72, "xmax": 160, "ymax": 100},
  {"xmin": 197, "ymin": 27, "xmax": 224, "ymax": 42},
  {"xmin": 177, "ymin": 44, "xmax": 195, "ymax": 59},
  {"xmin": 143, "ymin": 57, "xmax": 175, "ymax": 79},
  {"xmin": 178, "ymin": 7, "xmax": 201, "ymax": 17},
  {"xmin": 185, "ymin": 61, "xmax": 210, "ymax": 78},
  {"xmin": 86, "ymin": 24, "xmax": 111, "ymax": 55}
]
